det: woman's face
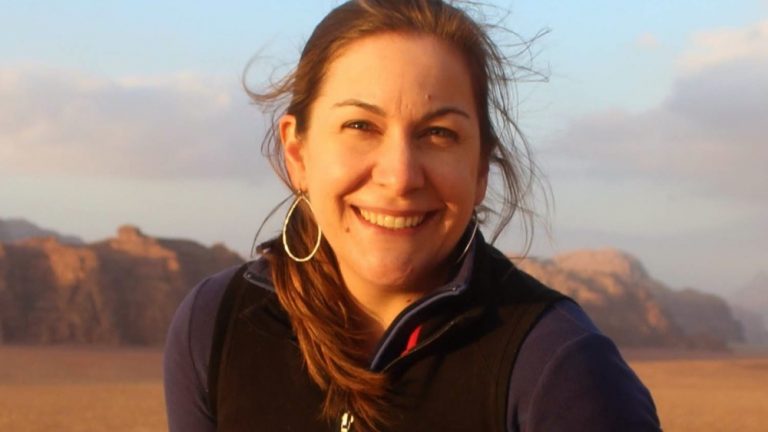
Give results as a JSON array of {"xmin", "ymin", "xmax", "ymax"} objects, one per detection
[{"xmin": 281, "ymin": 33, "xmax": 487, "ymax": 293}]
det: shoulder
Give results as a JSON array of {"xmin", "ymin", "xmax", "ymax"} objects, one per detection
[
  {"xmin": 508, "ymin": 300, "xmax": 661, "ymax": 431},
  {"xmin": 165, "ymin": 259, "xmax": 272, "ymax": 390},
  {"xmin": 164, "ymin": 264, "xmax": 242, "ymax": 395},
  {"xmin": 163, "ymin": 261, "xmax": 269, "ymax": 431}
]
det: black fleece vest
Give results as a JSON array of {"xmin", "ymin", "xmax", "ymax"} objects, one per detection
[{"xmin": 207, "ymin": 242, "xmax": 566, "ymax": 431}]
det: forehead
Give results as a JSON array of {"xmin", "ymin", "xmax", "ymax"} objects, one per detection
[{"xmin": 315, "ymin": 33, "xmax": 476, "ymax": 113}]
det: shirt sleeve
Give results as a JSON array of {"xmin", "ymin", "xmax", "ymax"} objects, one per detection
[
  {"xmin": 508, "ymin": 300, "xmax": 661, "ymax": 432},
  {"xmin": 163, "ymin": 266, "xmax": 238, "ymax": 432}
]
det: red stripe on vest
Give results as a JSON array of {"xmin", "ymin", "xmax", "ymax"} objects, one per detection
[{"xmin": 402, "ymin": 325, "xmax": 423, "ymax": 355}]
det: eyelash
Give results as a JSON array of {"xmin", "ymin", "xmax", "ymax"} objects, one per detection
[
  {"xmin": 342, "ymin": 120, "xmax": 376, "ymax": 132},
  {"xmin": 422, "ymin": 126, "xmax": 459, "ymax": 141},
  {"xmin": 341, "ymin": 121, "xmax": 459, "ymax": 142}
]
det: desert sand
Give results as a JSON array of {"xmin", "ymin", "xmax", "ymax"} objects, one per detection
[{"xmin": 0, "ymin": 346, "xmax": 766, "ymax": 431}]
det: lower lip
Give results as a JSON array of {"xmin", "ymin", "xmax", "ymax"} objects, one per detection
[{"xmin": 353, "ymin": 207, "xmax": 433, "ymax": 235}]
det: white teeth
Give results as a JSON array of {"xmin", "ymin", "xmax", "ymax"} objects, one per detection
[{"xmin": 359, "ymin": 208, "xmax": 425, "ymax": 230}]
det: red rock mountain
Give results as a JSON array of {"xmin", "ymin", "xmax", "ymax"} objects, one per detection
[
  {"xmin": 731, "ymin": 272, "xmax": 768, "ymax": 319},
  {"xmin": 516, "ymin": 249, "xmax": 743, "ymax": 349},
  {"xmin": 0, "ymin": 217, "xmax": 83, "ymax": 245},
  {"xmin": 0, "ymin": 225, "xmax": 243, "ymax": 345},
  {"xmin": 0, "ymin": 225, "xmax": 745, "ymax": 349},
  {"xmin": 729, "ymin": 272, "xmax": 768, "ymax": 345}
]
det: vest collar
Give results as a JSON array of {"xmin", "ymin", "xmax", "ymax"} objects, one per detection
[{"xmin": 237, "ymin": 233, "xmax": 510, "ymax": 371}]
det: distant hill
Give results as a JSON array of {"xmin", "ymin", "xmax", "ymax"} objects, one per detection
[
  {"xmin": 729, "ymin": 272, "xmax": 768, "ymax": 345},
  {"xmin": 731, "ymin": 272, "xmax": 768, "ymax": 317},
  {"xmin": 0, "ymin": 219, "xmax": 754, "ymax": 349},
  {"xmin": 516, "ymin": 249, "xmax": 744, "ymax": 350},
  {"xmin": 0, "ymin": 225, "xmax": 243, "ymax": 345},
  {"xmin": 730, "ymin": 305, "xmax": 768, "ymax": 345},
  {"xmin": 0, "ymin": 218, "xmax": 83, "ymax": 245}
]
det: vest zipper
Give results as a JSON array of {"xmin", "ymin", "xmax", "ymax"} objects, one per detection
[
  {"xmin": 340, "ymin": 411, "xmax": 355, "ymax": 432},
  {"xmin": 369, "ymin": 285, "xmax": 464, "ymax": 370},
  {"xmin": 382, "ymin": 317, "xmax": 463, "ymax": 374}
]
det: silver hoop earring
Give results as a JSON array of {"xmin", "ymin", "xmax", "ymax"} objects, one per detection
[
  {"xmin": 456, "ymin": 212, "xmax": 479, "ymax": 264},
  {"xmin": 282, "ymin": 193, "xmax": 322, "ymax": 262}
]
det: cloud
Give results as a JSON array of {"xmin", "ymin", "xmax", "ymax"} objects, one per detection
[
  {"xmin": 547, "ymin": 20, "xmax": 768, "ymax": 201},
  {"xmin": 635, "ymin": 33, "xmax": 661, "ymax": 50},
  {"xmin": 679, "ymin": 20, "xmax": 768, "ymax": 73},
  {"xmin": 0, "ymin": 67, "xmax": 272, "ymax": 180}
]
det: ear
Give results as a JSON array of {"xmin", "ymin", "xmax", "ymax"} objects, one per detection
[
  {"xmin": 474, "ymin": 159, "xmax": 489, "ymax": 206},
  {"xmin": 279, "ymin": 114, "xmax": 306, "ymax": 191}
]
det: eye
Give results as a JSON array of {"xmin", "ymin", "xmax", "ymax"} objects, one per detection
[
  {"xmin": 342, "ymin": 120, "xmax": 377, "ymax": 132},
  {"xmin": 422, "ymin": 126, "xmax": 459, "ymax": 141}
]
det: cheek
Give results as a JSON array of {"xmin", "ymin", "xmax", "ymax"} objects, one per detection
[
  {"xmin": 428, "ymin": 153, "xmax": 483, "ymax": 204},
  {"xmin": 302, "ymin": 145, "xmax": 361, "ymax": 216},
  {"xmin": 305, "ymin": 147, "xmax": 360, "ymax": 188}
]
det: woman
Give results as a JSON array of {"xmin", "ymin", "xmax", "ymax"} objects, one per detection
[{"xmin": 164, "ymin": 1, "xmax": 661, "ymax": 431}]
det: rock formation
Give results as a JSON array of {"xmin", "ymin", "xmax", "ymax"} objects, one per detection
[
  {"xmin": 0, "ymin": 225, "xmax": 243, "ymax": 345},
  {"xmin": 516, "ymin": 249, "xmax": 744, "ymax": 349},
  {"xmin": 650, "ymin": 286, "xmax": 743, "ymax": 349},
  {"xmin": 730, "ymin": 305, "xmax": 768, "ymax": 345},
  {"xmin": 0, "ymin": 218, "xmax": 83, "ymax": 245},
  {"xmin": 0, "ymin": 222, "xmax": 748, "ymax": 349},
  {"xmin": 729, "ymin": 272, "xmax": 768, "ymax": 345}
]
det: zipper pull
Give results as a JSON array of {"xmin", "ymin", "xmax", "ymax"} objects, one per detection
[{"xmin": 340, "ymin": 411, "xmax": 355, "ymax": 432}]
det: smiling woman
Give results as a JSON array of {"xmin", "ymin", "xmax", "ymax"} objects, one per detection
[
  {"xmin": 280, "ymin": 33, "xmax": 487, "ymax": 324},
  {"xmin": 163, "ymin": 1, "xmax": 661, "ymax": 431}
]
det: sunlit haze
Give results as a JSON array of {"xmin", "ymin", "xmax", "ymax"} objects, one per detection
[{"xmin": 2, "ymin": 0, "xmax": 766, "ymax": 296}]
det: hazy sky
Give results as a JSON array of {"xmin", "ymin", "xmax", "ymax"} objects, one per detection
[{"xmin": 1, "ymin": 1, "xmax": 766, "ymax": 295}]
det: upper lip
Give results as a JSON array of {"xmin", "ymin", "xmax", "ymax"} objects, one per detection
[{"xmin": 351, "ymin": 205, "xmax": 435, "ymax": 216}]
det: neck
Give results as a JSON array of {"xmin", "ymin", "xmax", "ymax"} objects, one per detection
[
  {"xmin": 341, "ymin": 265, "xmax": 457, "ymax": 348},
  {"xmin": 354, "ymin": 288, "xmax": 421, "ymax": 339}
]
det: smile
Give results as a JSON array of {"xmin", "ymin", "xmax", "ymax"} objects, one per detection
[{"xmin": 358, "ymin": 208, "xmax": 426, "ymax": 230}]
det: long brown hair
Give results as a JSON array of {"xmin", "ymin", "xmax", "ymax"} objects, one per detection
[{"xmin": 248, "ymin": 0, "xmax": 545, "ymax": 429}]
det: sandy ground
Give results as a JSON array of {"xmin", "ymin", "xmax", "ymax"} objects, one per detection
[
  {"xmin": 0, "ymin": 346, "xmax": 165, "ymax": 432},
  {"xmin": 0, "ymin": 346, "xmax": 766, "ymax": 431},
  {"xmin": 626, "ymin": 349, "xmax": 768, "ymax": 432}
]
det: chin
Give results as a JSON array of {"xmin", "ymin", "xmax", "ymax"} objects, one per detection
[
  {"xmin": 368, "ymin": 263, "xmax": 414, "ymax": 287},
  {"xmin": 357, "ymin": 256, "xmax": 440, "ymax": 292}
]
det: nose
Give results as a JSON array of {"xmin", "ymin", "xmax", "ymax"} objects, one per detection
[{"xmin": 371, "ymin": 131, "xmax": 425, "ymax": 195}]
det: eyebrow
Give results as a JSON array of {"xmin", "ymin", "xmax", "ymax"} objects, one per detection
[
  {"xmin": 332, "ymin": 98, "xmax": 471, "ymax": 122},
  {"xmin": 333, "ymin": 99, "xmax": 386, "ymax": 116}
]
